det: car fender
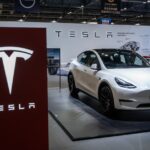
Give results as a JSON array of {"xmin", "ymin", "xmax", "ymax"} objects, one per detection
[{"xmin": 97, "ymin": 79, "xmax": 119, "ymax": 107}]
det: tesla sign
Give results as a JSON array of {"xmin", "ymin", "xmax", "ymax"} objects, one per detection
[
  {"xmin": 0, "ymin": 28, "xmax": 48, "ymax": 150},
  {"xmin": 19, "ymin": 0, "xmax": 36, "ymax": 9}
]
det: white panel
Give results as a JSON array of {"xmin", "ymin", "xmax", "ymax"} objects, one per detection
[{"xmin": 0, "ymin": 21, "xmax": 150, "ymax": 63}]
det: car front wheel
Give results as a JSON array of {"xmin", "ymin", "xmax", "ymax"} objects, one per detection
[
  {"xmin": 68, "ymin": 74, "xmax": 79, "ymax": 97},
  {"xmin": 99, "ymin": 85, "xmax": 115, "ymax": 116}
]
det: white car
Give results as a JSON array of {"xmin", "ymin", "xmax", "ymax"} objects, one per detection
[{"xmin": 68, "ymin": 49, "xmax": 150, "ymax": 115}]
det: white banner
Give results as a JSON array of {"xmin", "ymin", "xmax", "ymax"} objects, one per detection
[{"xmin": 0, "ymin": 22, "xmax": 150, "ymax": 63}]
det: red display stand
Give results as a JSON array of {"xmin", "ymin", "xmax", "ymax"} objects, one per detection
[{"xmin": 0, "ymin": 28, "xmax": 48, "ymax": 150}]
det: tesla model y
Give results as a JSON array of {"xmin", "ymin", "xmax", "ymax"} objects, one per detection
[{"xmin": 68, "ymin": 49, "xmax": 150, "ymax": 115}]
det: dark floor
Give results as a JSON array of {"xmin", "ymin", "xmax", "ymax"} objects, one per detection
[
  {"xmin": 49, "ymin": 114, "xmax": 150, "ymax": 150},
  {"xmin": 48, "ymin": 74, "xmax": 150, "ymax": 150},
  {"xmin": 49, "ymin": 88, "xmax": 150, "ymax": 140}
]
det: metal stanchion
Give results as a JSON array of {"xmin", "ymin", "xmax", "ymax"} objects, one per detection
[{"xmin": 59, "ymin": 50, "xmax": 61, "ymax": 92}]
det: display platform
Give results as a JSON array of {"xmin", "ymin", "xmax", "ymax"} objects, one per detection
[{"xmin": 48, "ymin": 88, "xmax": 150, "ymax": 141}]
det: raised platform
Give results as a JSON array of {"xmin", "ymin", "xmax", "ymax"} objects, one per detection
[{"xmin": 48, "ymin": 88, "xmax": 150, "ymax": 141}]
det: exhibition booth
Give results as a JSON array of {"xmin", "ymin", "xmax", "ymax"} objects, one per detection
[{"xmin": 1, "ymin": 21, "xmax": 150, "ymax": 149}]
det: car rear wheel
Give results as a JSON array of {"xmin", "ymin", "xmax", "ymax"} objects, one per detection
[
  {"xmin": 68, "ymin": 74, "xmax": 79, "ymax": 97},
  {"xmin": 99, "ymin": 85, "xmax": 115, "ymax": 116}
]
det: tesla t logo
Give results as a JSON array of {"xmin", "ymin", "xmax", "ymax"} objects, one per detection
[{"xmin": 0, "ymin": 47, "xmax": 33, "ymax": 94}]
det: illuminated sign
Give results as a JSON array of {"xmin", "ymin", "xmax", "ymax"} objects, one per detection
[
  {"xmin": 15, "ymin": 0, "xmax": 39, "ymax": 12},
  {"xmin": 101, "ymin": 0, "xmax": 120, "ymax": 14},
  {"xmin": 0, "ymin": 47, "xmax": 33, "ymax": 94},
  {"xmin": 0, "ymin": 28, "xmax": 48, "ymax": 150},
  {"xmin": 19, "ymin": 0, "xmax": 36, "ymax": 9}
]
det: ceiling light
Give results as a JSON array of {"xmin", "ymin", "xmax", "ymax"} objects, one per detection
[
  {"xmin": 18, "ymin": 19, "xmax": 24, "ymax": 22},
  {"xmin": 88, "ymin": 22, "xmax": 97, "ymax": 24},
  {"xmin": 121, "ymin": 7, "xmax": 127, "ymax": 11},
  {"xmin": 138, "ymin": 15, "xmax": 143, "ymax": 18},
  {"xmin": 67, "ymin": 11, "xmax": 72, "ymax": 15},
  {"xmin": 51, "ymin": 20, "xmax": 57, "ymax": 23},
  {"xmin": 82, "ymin": 21, "xmax": 87, "ymax": 24},
  {"xmin": 92, "ymin": 17, "xmax": 97, "ymax": 20},
  {"xmin": 135, "ymin": 23, "xmax": 140, "ymax": 26}
]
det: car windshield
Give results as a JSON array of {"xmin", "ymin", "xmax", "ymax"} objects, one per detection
[{"xmin": 97, "ymin": 50, "xmax": 150, "ymax": 69}]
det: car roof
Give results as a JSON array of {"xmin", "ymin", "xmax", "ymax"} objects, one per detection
[{"xmin": 93, "ymin": 49, "xmax": 132, "ymax": 53}]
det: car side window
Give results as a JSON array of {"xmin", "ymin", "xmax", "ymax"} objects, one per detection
[
  {"xmin": 132, "ymin": 56, "xmax": 144, "ymax": 66},
  {"xmin": 86, "ymin": 52, "xmax": 100, "ymax": 69},
  {"xmin": 77, "ymin": 52, "xmax": 89, "ymax": 65},
  {"xmin": 77, "ymin": 51, "xmax": 100, "ymax": 69}
]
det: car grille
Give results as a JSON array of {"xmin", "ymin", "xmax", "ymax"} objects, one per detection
[{"xmin": 137, "ymin": 103, "xmax": 150, "ymax": 108}]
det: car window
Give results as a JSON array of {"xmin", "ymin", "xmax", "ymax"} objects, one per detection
[
  {"xmin": 134, "ymin": 57, "xmax": 143, "ymax": 65},
  {"xmin": 77, "ymin": 51, "xmax": 100, "ymax": 69},
  {"xmin": 77, "ymin": 51, "xmax": 90, "ymax": 65},
  {"xmin": 120, "ymin": 55, "xmax": 126, "ymax": 63},
  {"xmin": 97, "ymin": 50, "xmax": 150, "ymax": 69},
  {"xmin": 86, "ymin": 52, "xmax": 100, "ymax": 68},
  {"xmin": 127, "ymin": 54, "xmax": 145, "ymax": 66}
]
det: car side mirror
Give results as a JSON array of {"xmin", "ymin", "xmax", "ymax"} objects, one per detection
[{"xmin": 91, "ymin": 64, "xmax": 98, "ymax": 70}]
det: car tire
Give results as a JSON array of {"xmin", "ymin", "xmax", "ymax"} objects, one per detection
[
  {"xmin": 68, "ymin": 73, "xmax": 79, "ymax": 98},
  {"xmin": 98, "ymin": 85, "xmax": 115, "ymax": 116}
]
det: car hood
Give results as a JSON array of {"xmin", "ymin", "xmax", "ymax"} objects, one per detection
[{"xmin": 108, "ymin": 68, "xmax": 150, "ymax": 87}]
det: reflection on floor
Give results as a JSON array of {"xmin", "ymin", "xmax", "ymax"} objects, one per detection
[
  {"xmin": 49, "ymin": 113, "xmax": 150, "ymax": 150},
  {"xmin": 48, "ymin": 75, "xmax": 68, "ymax": 88}
]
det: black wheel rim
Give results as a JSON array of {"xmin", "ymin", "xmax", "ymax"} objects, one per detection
[
  {"xmin": 68, "ymin": 75, "xmax": 74, "ymax": 93},
  {"xmin": 99, "ymin": 86, "xmax": 112, "ymax": 112}
]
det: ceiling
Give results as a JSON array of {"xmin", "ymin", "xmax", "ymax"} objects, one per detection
[{"xmin": 0, "ymin": 0, "xmax": 150, "ymax": 25}]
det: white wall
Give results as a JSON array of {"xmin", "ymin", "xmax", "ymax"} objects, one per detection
[{"xmin": 0, "ymin": 21, "xmax": 150, "ymax": 63}]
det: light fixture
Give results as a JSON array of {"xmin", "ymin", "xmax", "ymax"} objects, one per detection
[
  {"xmin": 51, "ymin": 20, "xmax": 57, "ymax": 23},
  {"xmin": 92, "ymin": 17, "xmax": 97, "ymax": 20},
  {"xmin": 67, "ymin": 11, "xmax": 72, "ymax": 15},
  {"xmin": 135, "ymin": 23, "xmax": 140, "ymax": 25},
  {"xmin": 82, "ymin": 21, "xmax": 87, "ymax": 24},
  {"xmin": 88, "ymin": 22, "xmax": 97, "ymax": 24},
  {"xmin": 80, "ymin": 5, "xmax": 84, "ymax": 8},
  {"xmin": 18, "ymin": 19, "xmax": 24, "ymax": 22},
  {"xmin": 122, "ymin": 7, "xmax": 127, "ymax": 11},
  {"xmin": 137, "ymin": 15, "xmax": 143, "ymax": 18}
]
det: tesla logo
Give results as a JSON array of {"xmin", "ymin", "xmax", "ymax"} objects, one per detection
[
  {"xmin": 0, "ymin": 47, "xmax": 33, "ymax": 94},
  {"xmin": 19, "ymin": 0, "xmax": 36, "ymax": 9}
]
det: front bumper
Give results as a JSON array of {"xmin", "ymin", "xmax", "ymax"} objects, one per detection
[{"xmin": 112, "ymin": 86, "xmax": 150, "ymax": 110}]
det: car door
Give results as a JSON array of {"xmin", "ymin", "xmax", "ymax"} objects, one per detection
[
  {"xmin": 72, "ymin": 51, "xmax": 90, "ymax": 91},
  {"xmin": 82, "ymin": 52, "xmax": 101, "ymax": 97}
]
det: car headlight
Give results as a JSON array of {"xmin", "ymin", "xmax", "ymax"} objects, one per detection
[{"xmin": 115, "ymin": 77, "xmax": 136, "ymax": 88}]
